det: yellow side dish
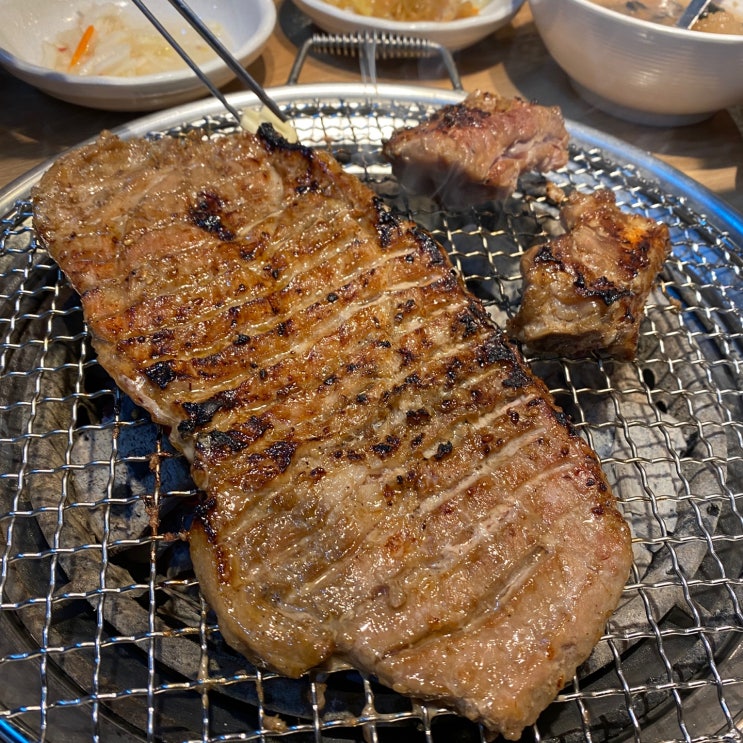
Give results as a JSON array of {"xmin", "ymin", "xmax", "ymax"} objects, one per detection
[{"xmin": 324, "ymin": 0, "xmax": 482, "ymax": 22}]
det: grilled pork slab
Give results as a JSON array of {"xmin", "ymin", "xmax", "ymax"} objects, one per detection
[
  {"xmin": 33, "ymin": 127, "xmax": 632, "ymax": 740},
  {"xmin": 508, "ymin": 189, "xmax": 671, "ymax": 360},
  {"xmin": 382, "ymin": 90, "xmax": 569, "ymax": 207}
]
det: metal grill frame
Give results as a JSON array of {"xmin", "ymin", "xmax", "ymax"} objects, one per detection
[{"xmin": 1, "ymin": 84, "xmax": 742, "ymax": 743}]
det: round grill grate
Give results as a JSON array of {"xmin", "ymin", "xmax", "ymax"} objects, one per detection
[{"xmin": 1, "ymin": 87, "xmax": 742, "ymax": 742}]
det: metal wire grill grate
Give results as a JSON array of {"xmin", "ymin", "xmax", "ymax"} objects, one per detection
[{"xmin": 1, "ymin": 88, "xmax": 742, "ymax": 742}]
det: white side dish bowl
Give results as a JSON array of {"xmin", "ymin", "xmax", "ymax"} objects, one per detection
[
  {"xmin": 528, "ymin": 0, "xmax": 743, "ymax": 126},
  {"xmin": 293, "ymin": 0, "xmax": 526, "ymax": 51},
  {"xmin": 0, "ymin": 0, "xmax": 276, "ymax": 111}
]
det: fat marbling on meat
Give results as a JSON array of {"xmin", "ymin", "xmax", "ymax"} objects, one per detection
[
  {"xmin": 382, "ymin": 89, "xmax": 570, "ymax": 207},
  {"xmin": 32, "ymin": 126, "xmax": 633, "ymax": 740}
]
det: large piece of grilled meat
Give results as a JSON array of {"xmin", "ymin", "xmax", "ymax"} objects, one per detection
[
  {"xmin": 32, "ymin": 127, "xmax": 632, "ymax": 740},
  {"xmin": 508, "ymin": 189, "xmax": 671, "ymax": 360},
  {"xmin": 382, "ymin": 90, "xmax": 570, "ymax": 207}
]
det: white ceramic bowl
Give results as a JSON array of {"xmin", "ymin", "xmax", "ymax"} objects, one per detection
[
  {"xmin": 294, "ymin": 0, "xmax": 526, "ymax": 51},
  {"xmin": 0, "ymin": 0, "xmax": 276, "ymax": 111},
  {"xmin": 529, "ymin": 0, "xmax": 743, "ymax": 126}
]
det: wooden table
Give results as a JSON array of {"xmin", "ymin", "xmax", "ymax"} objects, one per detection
[{"xmin": 1, "ymin": 1, "xmax": 742, "ymax": 214}]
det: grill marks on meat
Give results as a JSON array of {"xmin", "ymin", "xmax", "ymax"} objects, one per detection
[
  {"xmin": 508, "ymin": 189, "xmax": 671, "ymax": 360},
  {"xmin": 32, "ymin": 127, "xmax": 632, "ymax": 740},
  {"xmin": 382, "ymin": 90, "xmax": 569, "ymax": 207}
]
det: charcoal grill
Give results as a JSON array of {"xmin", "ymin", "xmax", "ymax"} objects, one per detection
[{"xmin": 1, "ymin": 84, "xmax": 742, "ymax": 742}]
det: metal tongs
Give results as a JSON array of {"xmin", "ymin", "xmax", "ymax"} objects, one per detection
[
  {"xmin": 130, "ymin": 1, "xmax": 464, "ymax": 129},
  {"xmin": 130, "ymin": 0, "xmax": 287, "ymax": 124}
]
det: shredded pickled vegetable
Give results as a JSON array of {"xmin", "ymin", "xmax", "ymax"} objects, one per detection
[
  {"xmin": 324, "ymin": 0, "xmax": 483, "ymax": 21},
  {"xmin": 45, "ymin": 5, "xmax": 227, "ymax": 77}
]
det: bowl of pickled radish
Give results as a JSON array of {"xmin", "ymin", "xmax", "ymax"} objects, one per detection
[{"xmin": 0, "ymin": 0, "xmax": 276, "ymax": 111}]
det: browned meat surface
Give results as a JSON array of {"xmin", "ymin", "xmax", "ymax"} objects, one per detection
[
  {"xmin": 508, "ymin": 189, "xmax": 672, "ymax": 360},
  {"xmin": 382, "ymin": 90, "xmax": 569, "ymax": 207},
  {"xmin": 33, "ymin": 127, "xmax": 632, "ymax": 740}
]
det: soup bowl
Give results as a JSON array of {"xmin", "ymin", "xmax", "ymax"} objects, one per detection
[{"xmin": 529, "ymin": 0, "xmax": 743, "ymax": 126}]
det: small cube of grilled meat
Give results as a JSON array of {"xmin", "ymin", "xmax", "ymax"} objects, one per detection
[
  {"xmin": 508, "ymin": 189, "xmax": 671, "ymax": 360},
  {"xmin": 32, "ymin": 127, "xmax": 632, "ymax": 741},
  {"xmin": 382, "ymin": 90, "xmax": 569, "ymax": 207}
]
